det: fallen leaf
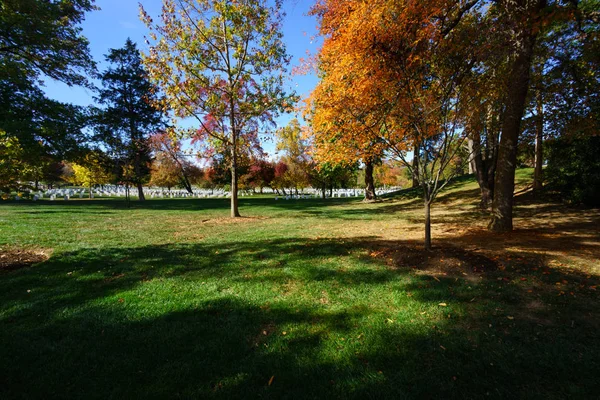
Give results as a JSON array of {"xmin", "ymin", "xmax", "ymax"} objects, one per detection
[
  {"xmin": 507, "ymin": 316, "xmax": 514, "ymax": 320},
  {"xmin": 268, "ymin": 375, "xmax": 274, "ymax": 386},
  {"xmin": 438, "ymin": 303, "xmax": 447, "ymax": 307}
]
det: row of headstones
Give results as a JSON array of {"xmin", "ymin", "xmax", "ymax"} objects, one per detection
[
  {"xmin": 274, "ymin": 189, "xmax": 365, "ymax": 200},
  {"xmin": 273, "ymin": 188, "xmax": 400, "ymax": 201}
]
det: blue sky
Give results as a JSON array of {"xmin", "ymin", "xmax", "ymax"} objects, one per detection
[{"xmin": 42, "ymin": 0, "xmax": 321, "ymax": 156}]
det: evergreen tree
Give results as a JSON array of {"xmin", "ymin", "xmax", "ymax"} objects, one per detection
[{"xmin": 94, "ymin": 39, "xmax": 165, "ymax": 201}]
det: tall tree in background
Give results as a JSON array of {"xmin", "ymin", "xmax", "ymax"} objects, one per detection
[
  {"xmin": 94, "ymin": 39, "xmax": 165, "ymax": 201},
  {"xmin": 140, "ymin": 0, "xmax": 296, "ymax": 217},
  {"xmin": 149, "ymin": 132, "xmax": 197, "ymax": 193}
]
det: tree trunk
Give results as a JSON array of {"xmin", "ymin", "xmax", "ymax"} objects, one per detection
[
  {"xmin": 471, "ymin": 130, "xmax": 493, "ymax": 208},
  {"xmin": 489, "ymin": 1, "xmax": 542, "ymax": 232},
  {"xmin": 424, "ymin": 198, "xmax": 432, "ymax": 251},
  {"xmin": 364, "ymin": 160, "xmax": 376, "ymax": 201},
  {"xmin": 181, "ymin": 174, "xmax": 193, "ymax": 193},
  {"xmin": 321, "ymin": 183, "xmax": 326, "ymax": 199},
  {"xmin": 533, "ymin": 90, "xmax": 543, "ymax": 193},
  {"xmin": 467, "ymin": 138, "xmax": 476, "ymax": 175},
  {"xmin": 412, "ymin": 143, "xmax": 420, "ymax": 188},
  {"xmin": 137, "ymin": 182, "xmax": 145, "ymax": 201},
  {"xmin": 230, "ymin": 142, "xmax": 240, "ymax": 218}
]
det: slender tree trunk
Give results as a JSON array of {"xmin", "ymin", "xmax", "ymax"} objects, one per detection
[
  {"xmin": 229, "ymin": 98, "xmax": 240, "ymax": 217},
  {"xmin": 412, "ymin": 143, "xmax": 420, "ymax": 188},
  {"xmin": 230, "ymin": 141, "xmax": 240, "ymax": 217},
  {"xmin": 424, "ymin": 198, "xmax": 432, "ymax": 251},
  {"xmin": 321, "ymin": 183, "xmax": 326, "ymax": 199},
  {"xmin": 471, "ymin": 130, "xmax": 493, "ymax": 208},
  {"xmin": 533, "ymin": 90, "xmax": 544, "ymax": 193},
  {"xmin": 89, "ymin": 183, "xmax": 92, "ymax": 199},
  {"xmin": 489, "ymin": 2, "xmax": 542, "ymax": 232},
  {"xmin": 364, "ymin": 160, "xmax": 376, "ymax": 201},
  {"xmin": 487, "ymin": 109, "xmax": 499, "ymax": 202}
]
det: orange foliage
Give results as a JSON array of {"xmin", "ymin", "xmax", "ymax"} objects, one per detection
[{"xmin": 306, "ymin": 0, "xmax": 484, "ymax": 166}]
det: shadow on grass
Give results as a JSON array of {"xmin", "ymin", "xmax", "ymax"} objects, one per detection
[{"xmin": 1, "ymin": 234, "xmax": 599, "ymax": 399}]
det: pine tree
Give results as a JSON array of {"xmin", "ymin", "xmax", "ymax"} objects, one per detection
[{"xmin": 94, "ymin": 39, "xmax": 165, "ymax": 201}]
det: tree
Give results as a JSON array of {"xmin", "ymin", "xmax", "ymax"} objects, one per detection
[
  {"xmin": 0, "ymin": 0, "xmax": 96, "ymax": 87},
  {"xmin": 545, "ymin": 134, "xmax": 600, "ymax": 207},
  {"xmin": 94, "ymin": 39, "xmax": 165, "ymax": 201},
  {"xmin": 240, "ymin": 159, "xmax": 275, "ymax": 192},
  {"xmin": 149, "ymin": 154, "xmax": 184, "ymax": 190},
  {"xmin": 488, "ymin": 0, "xmax": 548, "ymax": 232},
  {"xmin": 275, "ymin": 119, "xmax": 311, "ymax": 194},
  {"xmin": 309, "ymin": 0, "xmax": 480, "ymax": 250},
  {"xmin": 140, "ymin": 0, "xmax": 296, "ymax": 217},
  {"xmin": 0, "ymin": 130, "xmax": 26, "ymax": 194},
  {"xmin": 64, "ymin": 152, "xmax": 114, "ymax": 197},
  {"xmin": 149, "ymin": 132, "xmax": 197, "ymax": 193},
  {"xmin": 0, "ymin": 0, "xmax": 96, "ymax": 185}
]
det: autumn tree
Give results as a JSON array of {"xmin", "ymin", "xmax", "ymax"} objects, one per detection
[
  {"xmin": 274, "ymin": 119, "xmax": 312, "ymax": 194},
  {"xmin": 93, "ymin": 39, "xmax": 165, "ymax": 201},
  {"xmin": 140, "ymin": 0, "xmax": 296, "ymax": 217},
  {"xmin": 309, "ymin": 0, "xmax": 481, "ymax": 249},
  {"xmin": 240, "ymin": 159, "xmax": 275, "ymax": 193},
  {"xmin": 149, "ymin": 132, "xmax": 198, "ymax": 193},
  {"xmin": 64, "ymin": 152, "xmax": 114, "ymax": 197}
]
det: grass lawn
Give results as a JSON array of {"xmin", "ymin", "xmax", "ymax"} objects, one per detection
[{"xmin": 1, "ymin": 170, "xmax": 599, "ymax": 399}]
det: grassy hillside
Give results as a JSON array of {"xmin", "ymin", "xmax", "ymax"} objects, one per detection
[{"xmin": 1, "ymin": 169, "xmax": 598, "ymax": 399}]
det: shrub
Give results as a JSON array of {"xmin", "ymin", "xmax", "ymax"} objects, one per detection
[{"xmin": 545, "ymin": 134, "xmax": 600, "ymax": 207}]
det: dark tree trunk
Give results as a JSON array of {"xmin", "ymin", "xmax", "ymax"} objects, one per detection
[
  {"xmin": 471, "ymin": 130, "xmax": 493, "ymax": 208},
  {"xmin": 533, "ymin": 90, "xmax": 544, "ymax": 193},
  {"xmin": 321, "ymin": 183, "xmax": 326, "ymax": 199},
  {"xmin": 137, "ymin": 182, "xmax": 145, "ymax": 201},
  {"xmin": 489, "ymin": 1, "xmax": 543, "ymax": 232},
  {"xmin": 364, "ymin": 160, "xmax": 376, "ymax": 201},
  {"xmin": 412, "ymin": 143, "xmax": 420, "ymax": 188},
  {"xmin": 424, "ymin": 198, "xmax": 432, "ymax": 251}
]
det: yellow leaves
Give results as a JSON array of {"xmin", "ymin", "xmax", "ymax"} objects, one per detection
[{"xmin": 438, "ymin": 303, "xmax": 447, "ymax": 307}]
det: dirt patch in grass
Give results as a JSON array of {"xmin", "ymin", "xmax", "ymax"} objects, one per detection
[
  {"xmin": 0, "ymin": 247, "xmax": 51, "ymax": 272},
  {"xmin": 369, "ymin": 243, "xmax": 498, "ymax": 277}
]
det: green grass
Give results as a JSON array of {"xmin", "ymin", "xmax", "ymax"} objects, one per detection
[{"xmin": 1, "ymin": 171, "xmax": 599, "ymax": 399}]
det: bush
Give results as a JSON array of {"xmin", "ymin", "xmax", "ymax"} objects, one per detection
[{"xmin": 545, "ymin": 135, "xmax": 600, "ymax": 207}]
